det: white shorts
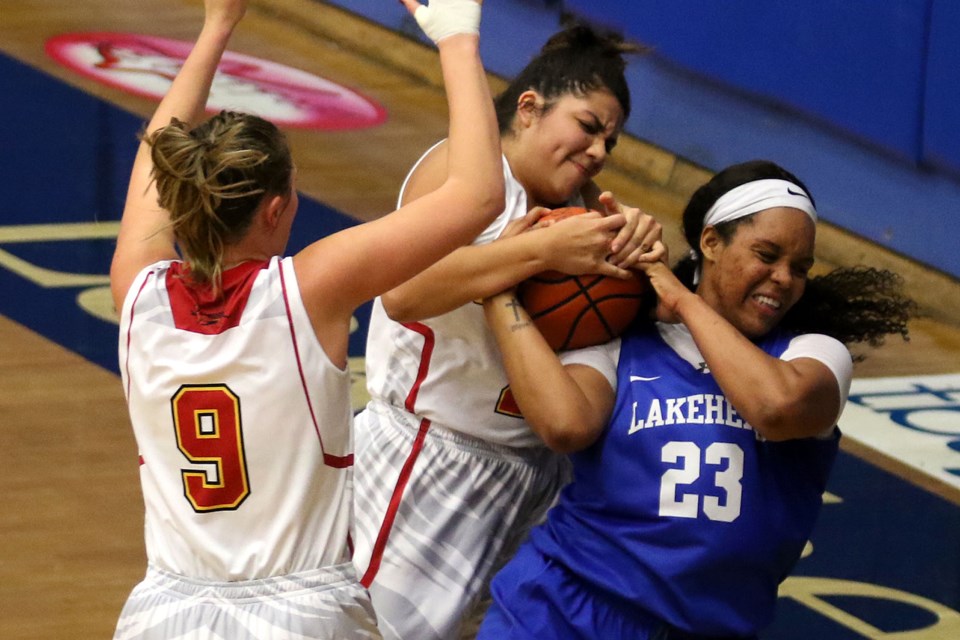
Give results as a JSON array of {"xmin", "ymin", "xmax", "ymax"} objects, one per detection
[
  {"xmin": 352, "ymin": 401, "xmax": 570, "ymax": 640},
  {"xmin": 114, "ymin": 562, "xmax": 381, "ymax": 639}
]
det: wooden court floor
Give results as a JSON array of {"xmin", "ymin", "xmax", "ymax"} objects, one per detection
[{"xmin": 1, "ymin": 1, "xmax": 959, "ymax": 638}]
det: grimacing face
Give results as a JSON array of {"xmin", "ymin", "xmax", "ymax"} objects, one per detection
[
  {"xmin": 508, "ymin": 88, "xmax": 624, "ymax": 207},
  {"xmin": 698, "ymin": 207, "xmax": 816, "ymax": 338}
]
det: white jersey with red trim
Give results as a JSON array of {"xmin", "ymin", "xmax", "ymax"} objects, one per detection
[
  {"xmin": 364, "ymin": 153, "xmax": 583, "ymax": 448},
  {"xmin": 118, "ymin": 256, "xmax": 354, "ymax": 581}
]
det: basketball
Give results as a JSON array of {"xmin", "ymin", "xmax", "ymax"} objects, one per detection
[{"xmin": 517, "ymin": 206, "xmax": 649, "ymax": 351}]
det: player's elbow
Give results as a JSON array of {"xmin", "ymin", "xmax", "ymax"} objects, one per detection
[
  {"xmin": 469, "ymin": 187, "xmax": 505, "ymax": 225},
  {"xmin": 533, "ymin": 415, "xmax": 603, "ymax": 454},
  {"xmin": 540, "ymin": 428, "xmax": 598, "ymax": 454},
  {"xmin": 750, "ymin": 395, "xmax": 831, "ymax": 441},
  {"xmin": 448, "ymin": 177, "xmax": 505, "ymax": 223},
  {"xmin": 380, "ymin": 288, "xmax": 419, "ymax": 323},
  {"xmin": 485, "ymin": 181, "xmax": 506, "ymax": 217}
]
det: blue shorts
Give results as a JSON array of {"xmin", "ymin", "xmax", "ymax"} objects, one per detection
[
  {"xmin": 478, "ymin": 544, "xmax": 757, "ymax": 640},
  {"xmin": 477, "ymin": 543, "xmax": 665, "ymax": 640}
]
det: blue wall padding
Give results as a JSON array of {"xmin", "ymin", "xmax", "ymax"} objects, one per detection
[
  {"xmin": 564, "ymin": 0, "xmax": 931, "ymax": 165},
  {"xmin": 325, "ymin": 0, "xmax": 562, "ymax": 80},
  {"xmin": 922, "ymin": 0, "xmax": 960, "ymax": 178},
  {"xmin": 317, "ymin": 0, "xmax": 960, "ymax": 278}
]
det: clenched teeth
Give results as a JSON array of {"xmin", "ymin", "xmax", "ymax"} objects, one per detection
[{"xmin": 755, "ymin": 295, "xmax": 781, "ymax": 309}]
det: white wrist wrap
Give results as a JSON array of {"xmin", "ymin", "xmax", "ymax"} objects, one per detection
[{"xmin": 414, "ymin": 0, "xmax": 481, "ymax": 43}]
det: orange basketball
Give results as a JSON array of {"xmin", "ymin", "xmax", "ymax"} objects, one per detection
[{"xmin": 517, "ymin": 206, "xmax": 649, "ymax": 351}]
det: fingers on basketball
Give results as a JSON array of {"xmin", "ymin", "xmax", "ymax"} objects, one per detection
[{"xmin": 517, "ymin": 207, "xmax": 649, "ymax": 351}]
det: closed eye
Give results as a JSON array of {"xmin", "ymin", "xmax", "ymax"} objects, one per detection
[
  {"xmin": 792, "ymin": 261, "xmax": 813, "ymax": 278},
  {"xmin": 756, "ymin": 250, "xmax": 777, "ymax": 263},
  {"xmin": 579, "ymin": 119, "xmax": 602, "ymax": 135},
  {"xmin": 579, "ymin": 117, "xmax": 618, "ymax": 154}
]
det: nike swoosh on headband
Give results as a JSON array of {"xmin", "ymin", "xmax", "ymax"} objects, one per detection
[{"xmin": 787, "ymin": 187, "xmax": 809, "ymax": 198}]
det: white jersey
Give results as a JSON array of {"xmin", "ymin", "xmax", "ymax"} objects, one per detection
[
  {"xmin": 364, "ymin": 152, "xmax": 583, "ymax": 448},
  {"xmin": 119, "ymin": 256, "xmax": 354, "ymax": 581}
]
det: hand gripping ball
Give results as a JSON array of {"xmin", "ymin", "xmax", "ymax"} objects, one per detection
[{"xmin": 517, "ymin": 206, "xmax": 649, "ymax": 351}]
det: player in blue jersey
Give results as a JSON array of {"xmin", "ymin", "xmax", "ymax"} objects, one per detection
[{"xmin": 477, "ymin": 160, "xmax": 915, "ymax": 639}]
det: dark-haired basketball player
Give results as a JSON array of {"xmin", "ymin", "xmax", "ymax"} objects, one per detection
[
  {"xmin": 478, "ymin": 160, "xmax": 914, "ymax": 639},
  {"xmin": 351, "ymin": 21, "xmax": 665, "ymax": 640}
]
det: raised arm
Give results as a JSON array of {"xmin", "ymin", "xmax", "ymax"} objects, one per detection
[
  {"xmin": 482, "ymin": 290, "xmax": 615, "ymax": 453},
  {"xmin": 110, "ymin": 0, "xmax": 247, "ymax": 309},
  {"xmin": 379, "ymin": 146, "xmax": 631, "ymax": 321},
  {"xmin": 293, "ymin": 0, "xmax": 505, "ymax": 330}
]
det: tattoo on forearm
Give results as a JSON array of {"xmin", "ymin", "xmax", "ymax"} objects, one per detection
[
  {"xmin": 504, "ymin": 297, "xmax": 523, "ymax": 322},
  {"xmin": 496, "ymin": 296, "xmax": 531, "ymax": 332}
]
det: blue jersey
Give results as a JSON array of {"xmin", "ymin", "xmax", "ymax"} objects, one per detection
[{"xmin": 530, "ymin": 324, "xmax": 840, "ymax": 636}]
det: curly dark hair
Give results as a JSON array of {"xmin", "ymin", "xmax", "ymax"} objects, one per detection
[
  {"xmin": 673, "ymin": 160, "xmax": 916, "ymax": 353},
  {"xmin": 783, "ymin": 267, "xmax": 916, "ymax": 349}
]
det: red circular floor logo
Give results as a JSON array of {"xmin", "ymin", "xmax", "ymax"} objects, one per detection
[{"xmin": 45, "ymin": 32, "xmax": 387, "ymax": 130}]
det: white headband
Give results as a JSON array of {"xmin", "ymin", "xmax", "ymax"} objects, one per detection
[
  {"xmin": 693, "ymin": 178, "xmax": 817, "ymax": 285},
  {"xmin": 702, "ymin": 179, "xmax": 817, "ymax": 227}
]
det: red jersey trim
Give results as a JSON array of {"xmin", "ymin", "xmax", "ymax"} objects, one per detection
[
  {"xmin": 402, "ymin": 322, "xmax": 436, "ymax": 414},
  {"xmin": 124, "ymin": 270, "xmax": 155, "ymax": 402},
  {"xmin": 278, "ymin": 260, "xmax": 353, "ymax": 469},
  {"xmin": 166, "ymin": 260, "xmax": 268, "ymax": 334},
  {"xmin": 360, "ymin": 417, "xmax": 432, "ymax": 587}
]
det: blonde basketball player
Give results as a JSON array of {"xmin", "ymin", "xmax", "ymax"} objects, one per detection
[{"xmin": 110, "ymin": 0, "xmax": 501, "ymax": 638}]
